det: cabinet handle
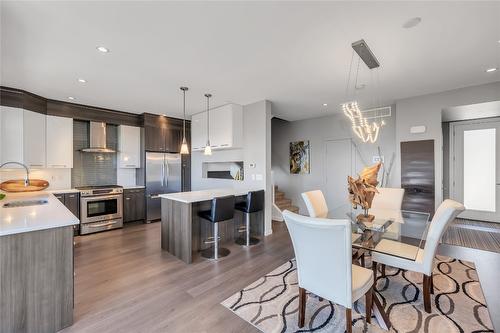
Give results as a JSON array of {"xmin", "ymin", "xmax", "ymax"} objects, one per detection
[
  {"xmin": 68, "ymin": 195, "xmax": 76, "ymax": 198},
  {"xmin": 220, "ymin": 144, "xmax": 229, "ymax": 147},
  {"xmin": 125, "ymin": 164, "xmax": 136, "ymax": 167},
  {"xmin": 126, "ymin": 197, "xmax": 131, "ymax": 200},
  {"xmin": 29, "ymin": 164, "xmax": 44, "ymax": 167},
  {"xmin": 49, "ymin": 164, "xmax": 67, "ymax": 168}
]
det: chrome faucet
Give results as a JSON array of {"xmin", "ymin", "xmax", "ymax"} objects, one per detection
[{"xmin": 0, "ymin": 161, "xmax": 30, "ymax": 187}]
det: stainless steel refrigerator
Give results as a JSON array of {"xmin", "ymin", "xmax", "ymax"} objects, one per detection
[{"xmin": 145, "ymin": 152, "xmax": 182, "ymax": 222}]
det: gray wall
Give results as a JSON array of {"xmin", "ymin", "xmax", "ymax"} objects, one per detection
[
  {"xmin": 394, "ymin": 81, "xmax": 500, "ymax": 207},
  {"xmin": 191, "ymin": 100, "xmax": 273, "ymax": 235},
  {"xmin": 271, "ymin": 108, "xmax": 397, "ymax": 214}
]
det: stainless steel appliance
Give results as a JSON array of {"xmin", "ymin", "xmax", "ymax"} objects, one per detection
[
  {"xmin": 77, "ymin": 185, "xmax": 124, "ymax": 234},
  {"xmin": 146, "ymin": 152, "xmax": 182, "ymax": 222}
]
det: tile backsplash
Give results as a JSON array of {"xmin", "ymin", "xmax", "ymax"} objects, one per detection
[{"xmin": 71, "ymin": 121, "xmax": 118, "ymax": 187}]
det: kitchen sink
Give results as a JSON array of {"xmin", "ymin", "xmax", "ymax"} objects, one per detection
[{"xmin": 2, "ymin": 199, "xmax": 49, "ymax": 208}]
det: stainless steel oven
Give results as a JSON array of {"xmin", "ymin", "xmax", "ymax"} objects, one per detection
[{"xmin": 77, "ymin": 185, "xmax": 123, "ymax": 235}]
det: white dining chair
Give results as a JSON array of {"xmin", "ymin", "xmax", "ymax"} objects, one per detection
[
  {"xmin": 370, "ymin": 187, "xmax": 404, "ymax": 210},
  {"xmin": 371, "ymin": 199, "xmax": 465, "ymax": 313},
  {"xmin": 301, "ymin": 190, "xmax": 328, "ymax": 218},
  {"xmin": 283, "ymin": 210, "xmax": 373, "ymax": 333}
]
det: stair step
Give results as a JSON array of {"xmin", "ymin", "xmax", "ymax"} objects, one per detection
[
  {"xmin": 282, "ymin": 205, "xmax": 299, "ymax": 213},
  {"xmin": 275, "ymin": 198, "xmax": 291, "ymax": 206},
  {"xmin": 275, "ymin": 191, "xmax": 285, "ymax": 199}
]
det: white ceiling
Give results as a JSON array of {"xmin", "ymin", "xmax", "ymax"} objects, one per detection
[{"xmin": 1, "ymin": 1, "xmax": 499, "ymax": 121}]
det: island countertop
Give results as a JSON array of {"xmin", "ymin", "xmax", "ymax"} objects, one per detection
[
  {"xmin": 0, "ymin": 191, "xmax": 79, "ymax": 236},
  {"xmin": 159, "ymin": 188, "xmax": 264, "ymax": 204}
]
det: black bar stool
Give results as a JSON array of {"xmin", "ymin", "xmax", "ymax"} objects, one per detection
[
  {"xmin": 198, "ymin": 195, "xmax": 235, "ymax": 260},
  {"xmin": 235, "ymin": 190, "xmax": 264, "ymax": 246}
]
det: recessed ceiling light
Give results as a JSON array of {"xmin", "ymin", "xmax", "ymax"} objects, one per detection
[
  {"xmin": 486, "ymin": 67, "xmax": 497, "ymax": 73},
  {"xmin": 68, "ymin": 96, "xmax": 75, "ymax": 100},
  {"xmin": 96, "ymin": 46, "xmax": 109, "ymax": 53},
  {"xmin": 323, "ymin": 103, "xmax": 328, "ymax": 106},
  {"xmin": 78, "ymin": 78, "xmax": 87, "ymax": 83},
  {"xmin": 403, "ymin": 17, "xmax": 422, "ymax": 29}
]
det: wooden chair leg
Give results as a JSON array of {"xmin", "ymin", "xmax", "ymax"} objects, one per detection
[
  {"xmin": 430, "ymin": 274, "xmax": 434, "ymax": 294},
  {"xmin": 372, "ymin": 261, "xmax": 377, "ymax": 287},
  {"xmin": 423, "ymin": 275, "xmax": 431, "ymax": 313},
  {"xmin": 360, "ymin": 252, "xmax": 365, "ymax": 267},
  {"xmin": 298, "ymin": 287, "xmax": 306, "ymax": 327},
  {"xmin": 365, "ymin": 287, "xmax": 373, "ymax": 324},
  {"xmin": 345, "ymin": 308, "xmax": 352, "ymax": 333},
  {"xmin": 381, "ymin": 264, "xmax": 386, "ymax": 278}
]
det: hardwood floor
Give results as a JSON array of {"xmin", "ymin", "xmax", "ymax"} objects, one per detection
[
  {"xmin": 62, "ymin": 220, "xmax": 500, "ymax": 332},
  {"xmin": 62, "ymin": 221, "xmax": 294, "ymax": 333}
]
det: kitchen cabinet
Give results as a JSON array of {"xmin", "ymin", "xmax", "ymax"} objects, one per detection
[
  {"xmin": 123, "ymin": 188, "xmax": 145, "ymax": 222},
  {"xmin": 143, "ymin": 114, "xmax": 185, "ymax": 153},
  {"xmin": 118, "ymin": 125, "xmax": 141, "ymax": 168},
  {"xmin": 46, "ymin": 115, "xmax": 73, "ymax": 168},
  {"xmin": 54, "ymin": 192, "xmax": 80, "ymax": 219},
  {"xmin": 0, "ymin": 106, "xmax": 24, "ymax": 165},
  {"xmin": 23, "ymin": 110, "xmax": 46, "ymax": 168},
  {"xmin": 191, "ymin": 104, "xmax": 243, "ymax": 151},
  {"xmin": 0, "ymin": 107, "xmax": 47, "ymax": 168}
]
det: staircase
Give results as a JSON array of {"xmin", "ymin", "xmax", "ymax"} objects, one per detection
[{"xmin": 274, "ymin": 185, "xmax": 299, "ymax": 213}]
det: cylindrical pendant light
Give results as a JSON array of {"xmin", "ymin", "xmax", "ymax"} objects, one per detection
[
  {"xmin": 204, "ymin": 93, "xmax": 212, "ymax": 156},
  {"xmin": 180, "ymin": 86, "xmax": 189, "ymax": 154}
]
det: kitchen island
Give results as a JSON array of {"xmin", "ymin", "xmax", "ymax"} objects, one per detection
[
  {"xmin": 160, "ymin": 188, "xmax": 265, "ymax": 263},
  {"xmin": 0, "ymin": 191, "xmax": 79, "ymax": 333}
]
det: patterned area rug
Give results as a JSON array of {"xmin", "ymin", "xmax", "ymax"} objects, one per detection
[{"xmin": 221, "ymin": 256, "xmax": 493, "ymax": 333}]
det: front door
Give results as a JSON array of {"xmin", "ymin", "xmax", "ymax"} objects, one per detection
[{"xmin": 451, "ymin": 119, "xmax": 500, "ymax": 222}]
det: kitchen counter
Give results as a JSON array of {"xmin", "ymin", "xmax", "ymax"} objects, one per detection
[
  {"xmin": 47, "ymin": 188, "xmax": 80, "ymax": 194},
  {"xmin": 159, "ymin": 187, "xmax": 263, "ymax": 203},
  {"xmin": 0, "ymin": 191, "xmax": 79, "ymax": 236},
  {"xmin": 160, "ymin": 188, "xmax": 265, "ymax": 263}
]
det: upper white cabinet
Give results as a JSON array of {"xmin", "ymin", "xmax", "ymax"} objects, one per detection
[
  {"xmin": 46, "ymin": 115, "xmax": 73, "ymax": 168},
  {"xmin": 191, "ymin": 104, "xmax": 243, "ymax": 151},
  {"xmin": 23, "ymin": 110, "xmax": 46, "ymax": 168},
  {"xmin": 191, "ymin": 112, "xmax": 207, "ymax": 151},
  {"xmin": 0, "ymin": 106, "xmax": 24, "ymax": 166},
  {"xmin": 118, "ymin": 125, "xmax": 141, "ymax": 168}
]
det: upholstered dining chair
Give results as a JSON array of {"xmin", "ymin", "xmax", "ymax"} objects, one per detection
[
  {"xmin": 283, "ymin": 210, "xmax": 374, "ymax": 333},
  {"xmin": 301, "ymin": 190, "xmax": 328, "ymax": 218},
  {"xmin": 370, "ymin": 187, "xmax": 404, "ymax": 210},
  {"xmin": 371, "ymin": 199, "xmax": 465, "ymax": 313}
]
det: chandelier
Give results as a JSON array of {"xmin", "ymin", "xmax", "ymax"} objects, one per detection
[{"xmin": 342, "ymin": 39, "xmax": 387, "ymax": 144}]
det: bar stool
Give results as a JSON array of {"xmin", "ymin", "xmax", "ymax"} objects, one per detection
[
  {"xmin": 235, "ymin": 190, "xmax": 264, "ymax": 246},
  {"xmin": 198, "ymin": 195, "xmax": 235, "ymax": 260}
]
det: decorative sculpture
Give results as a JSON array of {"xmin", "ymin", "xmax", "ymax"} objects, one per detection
[{"xmin": 347, "ymin": 162, "xmax": 381, "ymax": 222}]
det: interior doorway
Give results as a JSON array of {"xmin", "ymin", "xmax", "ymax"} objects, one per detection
[
  {"xmin": 325, "ymin": 139, "xmax": 356, "ymax": 210},
  {"xmin": 450, "ymin": 118, "xmax": 500, "ymax": 222}
]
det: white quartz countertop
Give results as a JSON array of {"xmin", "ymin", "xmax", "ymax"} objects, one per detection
[
  {"xmin": 0, "ymin": 191, "xmax": 79, "ymax": 236},
  {"xmin": 159, "ymin": 188, "xmax": 264, "ymax": 203}
]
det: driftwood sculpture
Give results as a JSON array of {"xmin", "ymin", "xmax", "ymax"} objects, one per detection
[{"xmin": 347, "ymin": 162, "xmax": 381, "ymax": 222}]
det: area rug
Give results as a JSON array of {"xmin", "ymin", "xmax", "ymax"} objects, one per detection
[{"xmin": 221, "ymin": 256, "xmax": 493, "ymax": 333}]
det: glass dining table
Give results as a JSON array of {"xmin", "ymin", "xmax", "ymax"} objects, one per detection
[{"xmin": 326, "ymin": 204, "xmax": 431, "ymax": 330}]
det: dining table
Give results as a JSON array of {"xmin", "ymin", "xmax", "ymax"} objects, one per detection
[{"xmin": 326, "ymin": 204, "xmax": 431, "ymax": 330}]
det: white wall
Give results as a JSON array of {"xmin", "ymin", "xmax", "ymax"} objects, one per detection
[
  {"xmin": 272, "ymin": 108, "xmax": 397, "ymax": 214},
  {"xmin": 394, "ymin": 81, "xmax": 500, "ymax": 207},
  {"xmin": 191, "ymin": 100, "xmax": 273, "ymax": 235}
]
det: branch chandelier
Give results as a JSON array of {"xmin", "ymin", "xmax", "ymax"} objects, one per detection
[{"xmin": 342, "ymin": 39, "xmax": 387, "ymax": 144}]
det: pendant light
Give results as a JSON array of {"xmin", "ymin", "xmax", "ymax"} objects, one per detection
[
  {"xmin": 179, "ymin": 86, "xmax": 189, "ymax": 154},
  {"xmin": 204, "ymin": 93, "xmax": 212, "ymax": 156}
]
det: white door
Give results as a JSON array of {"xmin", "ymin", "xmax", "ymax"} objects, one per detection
[
  {"xmin": 451, "ymin": 119, "xmax": 500, "ymax": 222},
  {"xmin": 325, "ymin": 139, "xmax": 356, "ymax": 210},
  {"xmin": 46, "ymin": 115, "xmax": 73, "ymax": 168},
  {"xmin": 23, "ymin": 110, "xmax": 46, "ymax": 168}
]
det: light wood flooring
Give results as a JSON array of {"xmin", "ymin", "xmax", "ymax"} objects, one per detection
[{"xmin": 62, "ymin": 220, "xmax": 500, "ymax": 332}]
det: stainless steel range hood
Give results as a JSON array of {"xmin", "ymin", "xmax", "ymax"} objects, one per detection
[{"xmin": 81, "ymin": 121, "xmax": 116, "ymax": 153}]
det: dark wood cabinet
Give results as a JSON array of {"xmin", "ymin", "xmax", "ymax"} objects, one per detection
[
  {"xmin": 123, "ymin": 188, "xmax": 146, "ymax": 223},
  {"xmin": 143, "ymin": 113, "xmax": 185, "ymax": 153},
  {"xmin": 54, "ymin": 192, "xmax": 80, "ymax": 235},
  {"xmin": 54, "ymin": 192, "xmax": 80, "ymax": 219}
]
